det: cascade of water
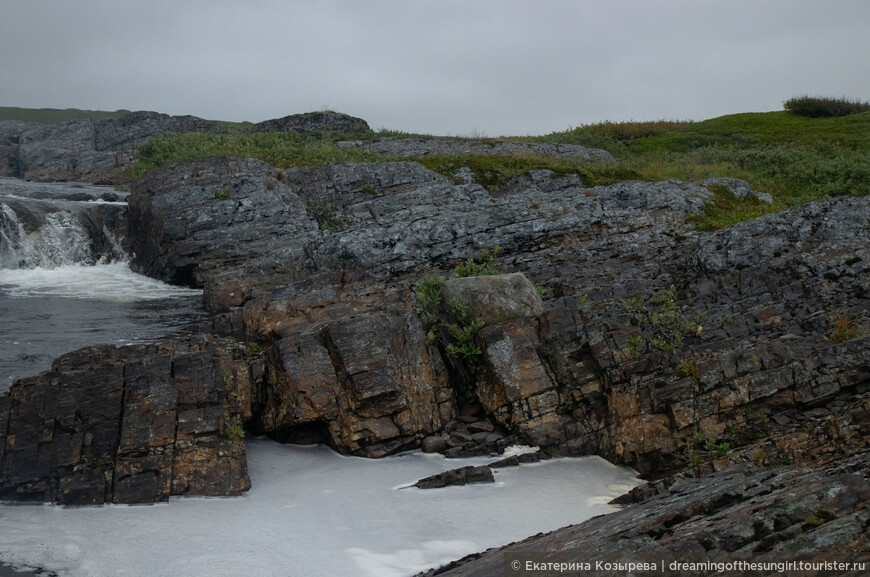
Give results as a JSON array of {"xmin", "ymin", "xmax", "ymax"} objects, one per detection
[
  {"xmin": 0, "ymin": 179, "xmax": 204, "ymax": 389},
  {"xmin": 0, "ymin": 203, "xmax": 96, "ymax": 269},
  {"xmin": 0, "ymin": 179, "xmax": 127, "ymax": 270}
]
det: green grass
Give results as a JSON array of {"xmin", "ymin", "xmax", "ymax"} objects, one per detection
[
  {"xmin": 120, "ymin": 105, "xmax": 870, "ymax": 231},
  {"xmin": 130, "ymin": 131, "xmax": 392, "ymax": 179},
  {"xmin": 533, "ymin": 111, "xmax": 870, "ymax": 228},
  {"xmin": 0, "ymin": 106, "xmax": 130, "ymax": 124}
]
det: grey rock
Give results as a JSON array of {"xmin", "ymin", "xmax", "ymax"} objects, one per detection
[
  {"xmin": 17, "ymin": 111, "xmax": 217, "ymax": 182},
  {"xmin": 0, "ymin": 120, "xmax": 41, "ymax": 177},
  {"xmin": 421, "ymin": 452, "xmax": 870, "ymax": 575},
  {"xmin": 128, "ymin": 155, "xmax": 870, "ymax": 478},
  {"xmin": 421, "ymin": 435, "xmax": 448, "ymax": 453},
  {"xmin": 337, "ymin": 137, "xmax": 613, "ymax": 163},
  {"xmin": 442, "ymin": 272, "xmax": 543, "ymax": 325},
  {"xmin": 251, "ymin": 111, "xmax": 370, "ymax": 137},
  {"xmin": 704, "ymin": 177, "xmax": 773, "ymax": 204}
]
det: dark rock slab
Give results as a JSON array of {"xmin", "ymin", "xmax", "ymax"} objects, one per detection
[
  {"xmin": 0, "ymin": 335, "xmax": 260, "ymax": 504},
  {"xmin": 414, "ymin": 465, "xmax": 494, "ymax": 489}
]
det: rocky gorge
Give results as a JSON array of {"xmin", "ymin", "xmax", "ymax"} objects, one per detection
[{"xmin": 0, "ymin": 110, "xmax": 867, "ymax": 567}]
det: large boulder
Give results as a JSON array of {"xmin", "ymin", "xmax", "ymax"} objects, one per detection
[
  {"xmin": 0, "ymin": 336, "xmax": 259, "ymax": 504},
  {"xmin": 442, "ymin": 272, "xmax": 542, "ymax": 325}
]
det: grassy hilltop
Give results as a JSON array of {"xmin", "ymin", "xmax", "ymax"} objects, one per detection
[
  {"xmin": 3, "ymin": 97, "xmax": 868, "ymax": 231},
  {"xmin": 0, "ymin": 106, "xmax": 130, "ymax": 124}
]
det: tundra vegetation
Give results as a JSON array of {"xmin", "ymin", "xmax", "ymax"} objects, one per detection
[{"xmin": 13, "ymin": 97, "xmax": 861, "ymax": 232}]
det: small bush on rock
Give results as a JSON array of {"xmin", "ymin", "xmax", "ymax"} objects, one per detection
[
  {"xmin": 830, "ymin": 315, "xmax": 863, "ymax": 343},
  {"xmin": 455, "ymin": 245, "xmax": 502, "ymax": 277}
]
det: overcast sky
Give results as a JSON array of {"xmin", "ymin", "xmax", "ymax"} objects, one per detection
[{"xmin": 1, "ymin": 0, "xmax": 868, "ymax": 135}]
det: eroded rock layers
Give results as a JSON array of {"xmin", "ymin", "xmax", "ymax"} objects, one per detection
[{"xmin": 1, "ymin": 147, "xmax": 868, "ymax": 505}]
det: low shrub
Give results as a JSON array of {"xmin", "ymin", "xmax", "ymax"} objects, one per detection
[
  {"xmin": 783, "ymin": 96, "xmax": 870, "ymax": 118},
  {"xmin": 455, "ymin": 245, "xmax": 502, "ymax": 277}
]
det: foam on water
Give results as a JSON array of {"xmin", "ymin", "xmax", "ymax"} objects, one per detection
[
  {"xmin": 0, "ymin": 439, "xmax": 642, "ymax": 577},
  {"xmin": 0, "ymin": 262, "xmax": 202, "ymax": 302}
]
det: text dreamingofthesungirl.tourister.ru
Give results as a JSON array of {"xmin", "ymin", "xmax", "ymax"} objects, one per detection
[{"xmin": 508, "ymin": 554, "xmax": 868, "ymax": 575}]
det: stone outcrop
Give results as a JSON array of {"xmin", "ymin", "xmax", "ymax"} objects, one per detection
[
  {"xmin": 124, "ymin": 156, "xmax": 870, "ymax": 481},
  {"xmin": 419, "ymin": 451, "xmax": 870, "ymax": 575},
  {"xmin": 442, "ymin": 273, "xmax": 543, "ymax": 326},
  {"xmin": 704, "ymin": 176, "xmax": 773, "ymax": 204},
  {"xmin": 0, "ymin": 336, "xmax": 259, "ymax": 505},
  {"xmin": 2, "ymin": 129, "xmax": 868, "ymax": 522},
  {"xmin": 337, "ymin": 137, "xmax": 614, "ymax": 163},
  {"xmin": 12, "ymin": 111, "xmax": 217, "ymax": 183},
  {"xmin": 251, "ymin": 111, "xmax": 371, "ymax": 136},
  {"xmin": 0, "ymin": 120, "xmax": 41, "ymax": 177}
]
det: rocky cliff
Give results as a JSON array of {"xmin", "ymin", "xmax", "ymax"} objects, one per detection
[
  {"xmin": 120, "ymin": 156, "xmax": 870, "ymax": 472},
  {"xmin": 0, "ymin": 111, "xmax": 867, "ymax": 549}
]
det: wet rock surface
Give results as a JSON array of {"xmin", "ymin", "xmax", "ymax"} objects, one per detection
[
  {"xmin": 414, "ymin": 465, "xmax": 494, "ymax": 489},
  {"xmin": 0, "ymin": 336, "xmax": 259, "ymax": 504}
]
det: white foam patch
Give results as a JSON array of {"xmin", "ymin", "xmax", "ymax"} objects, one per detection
[
  {"xmin": 0, "ymin": 262, "xmax": 201, "ymax": 302},
  {"xmin": 501, "ymin": 444, "xmax": 540, "ymax": 458},
  {"xmin": 0, "ymin": 439, "xmax": 641, "ymax": 577}
]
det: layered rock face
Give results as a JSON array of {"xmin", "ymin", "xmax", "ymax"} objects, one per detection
[
  {"xmin": 421, "ymin": 452, "xmax": 870, "ymax": 576},
  {"xmin": 127, "ymin": 157, "xmax": 869, "ymax": 476},
  {"xmin": 14, "ymin": 112, "xmax": 217, "ymax": 183},
  {"xmin": 2, "ymin": 142, "xmax": 867, "ymax": 509},
  {"xmin": 0, "ymin": 336, "xmax": 258, "ymax": 504}
]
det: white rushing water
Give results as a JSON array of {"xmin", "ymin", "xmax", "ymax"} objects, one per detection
[
  {"xmin": 0, "ymin": 262, "xmax": 202, "ymax": 301},
  {"xmin": 0, "ymin": 439, "xmax": 642, "ymax": 577}
]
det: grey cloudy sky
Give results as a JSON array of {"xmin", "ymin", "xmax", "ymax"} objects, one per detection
[{"xmin": 1, "ymin": 0, "xmax": 868, "ymax": 135}]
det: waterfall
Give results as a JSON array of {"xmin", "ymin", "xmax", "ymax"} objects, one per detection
[
  {"xmin": 1, "ymin": 178, "xmax": 203, "ymax": 389},
  {"xmin": 0, "ymin": 178, "xmax": 127, "ymax": 270},
  {"xmin": 0, "ymin": 205, "xmax": 95, "ymax": 268}
]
